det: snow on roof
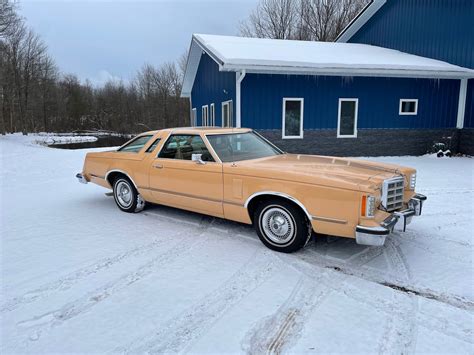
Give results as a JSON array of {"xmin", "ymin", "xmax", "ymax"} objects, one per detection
[{"xmin": 181, "ymin": 34, "xmax": 474, "ymax": 97}]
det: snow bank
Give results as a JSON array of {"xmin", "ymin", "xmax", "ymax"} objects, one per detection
[{"xmin": 36, "ymin": 135, "xmax": 99, "ymax": 145}]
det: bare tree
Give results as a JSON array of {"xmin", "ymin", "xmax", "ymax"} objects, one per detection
[
  {"xmin": 240, "ymin": 0, "xmax": 368, "ymax": 42},
  {"xmin": 300, "ymin": 0, "xmax": 368, "ymax": 41},
  {"xmin": 240, "ymin": 0, "xmax": 299, "ymax": 40},
  {"xmin": 0, "ymin": 0, "xmax": 20, "ymax": 38}
]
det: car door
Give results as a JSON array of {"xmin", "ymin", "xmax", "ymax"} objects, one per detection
[{"xmin": 148, "ymin": 133, "xmax": 224, "ymax": 217}]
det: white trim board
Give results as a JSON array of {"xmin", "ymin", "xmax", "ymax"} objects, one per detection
[
  {"xmin": 222, "ymin": 100, "xmax": 233, "ymax": 127},
  {"xmin": 210, "ymin": 103, "xmax": 215, "ymax": 126},
  {"xmin": 457, "ymin": 79, "xmax": 468, "ymax": 129},
  {"xmin": 202, "ymin": 105, "xmax": 209, "ymax": 126},
  {"xmin": 282, "ymin": 98, "xmax": 304, "ymax": 139},
  {"xmin": 336, "ymin": 0, "xmax": 387, "ymax": 43},
  {"xmin": 337, "ymin": 98, "xmax": 359, "ymax": 138}
]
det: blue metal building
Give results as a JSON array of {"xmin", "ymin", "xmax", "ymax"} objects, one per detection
[
  {"xmin": 337, "ymin": 0, "xmax": 474, "ymax": 153},
  {"xmin": 182, "ymin": 1, "xmax": 474, "ymax": 155}
]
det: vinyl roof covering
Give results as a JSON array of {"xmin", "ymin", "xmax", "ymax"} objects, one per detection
[{"xmin": 181, "ymin": 34, "xmax": 474, "ymax": 97}]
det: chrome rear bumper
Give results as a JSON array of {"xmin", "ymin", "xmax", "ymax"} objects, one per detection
[
  {"xmin": 76, "ymin": 173, "xmax": 88, "ymax": 184},
  {"xmin": 356, "ymin": 193, "xmax": 426, "ymax": 246}
]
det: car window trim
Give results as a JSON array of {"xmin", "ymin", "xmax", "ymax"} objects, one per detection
[
  {"xmin": 117, "ymin": 134, "xmax": 154, "ymax": 153},
  {"xmin": 145, "ymin": 137, "xmax": 162, "ymax": 153},
  {"xmin": 155, "ymin": 133, "xmax": 220, "ymax": 163}
]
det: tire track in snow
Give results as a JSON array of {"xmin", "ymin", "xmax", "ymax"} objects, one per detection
[
  {"xmin": 243, "ymin": 245, "xmax": 383, "ymax": 354},
  {"xmin": 339, "ymin": 281, "xmax": 473, "ymax": 345},
  {"xmin": 114, "ymin": 248, "xmax": 279, "ymax": 354},
  {"xmin": 396, "ymin": 231, "xmax": 471, "ymax": 264},
  {"xmin": 244, "ymin": 275, "xmax": 339, "ymax": 355},
  {"xmin": 307, "ymin": 240, "xmax": 421, "ymax": 354},
  {"xmin": 378, "ymin": 238, "xmax": 419, "ymax": 354},
  {"xmin": 302, "ymin": 244, "xmax": 473, "ymax": 311},
  {"xmin": 15, "ymin": 218, "xmax": 214, "ymax": 343},
  {"xmin": 304, "ymin": 240, "xmax": 472, "ymax": 350},
  {"xmin": 1, "ymin": 237, "xmax": 171, "ymax": 313}
]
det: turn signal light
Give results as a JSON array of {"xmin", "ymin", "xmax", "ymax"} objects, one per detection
[{"xmin": 361, "ymin": 195, "xmax": 376, "ymax": 218}]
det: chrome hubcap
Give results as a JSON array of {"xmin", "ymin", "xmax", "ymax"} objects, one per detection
[
  {"xmin": 116, "ymin": 180, "xmax": 133, "ymax": 208},
  {"xmin": 261, "ymin": 207, "xmax": 294, "ymax": 244}
]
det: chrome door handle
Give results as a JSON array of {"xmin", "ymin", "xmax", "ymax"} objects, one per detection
[{"xmin": 153, "ymin": 163, "xmax": 163, "ymax": 169}]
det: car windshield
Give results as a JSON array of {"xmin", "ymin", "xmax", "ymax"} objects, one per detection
[{"xmin": 206, "ymin": 132, "xmax": 282, "ymax": 163}]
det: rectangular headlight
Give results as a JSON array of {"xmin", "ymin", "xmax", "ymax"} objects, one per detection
[
  {"xmin": 410, "ymin": 173, "xmax": 416, "ymax": 190},
  {"xmin": 362, "ymin": 195, "xmax": 376, "ymax": 218}
]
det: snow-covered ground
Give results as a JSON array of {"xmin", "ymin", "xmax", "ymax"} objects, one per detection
[{"xmin": 1, "ymin": 134, "xmax": 473, "ymax": 354}]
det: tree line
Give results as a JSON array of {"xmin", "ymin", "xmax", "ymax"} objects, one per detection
[
  {"xmin": 0, "ymin": 0, "xmax": 367, "ymax": 135},
  {"xmin": 0, "ymin": 0, "xmax": 189, "ymax": 135}
]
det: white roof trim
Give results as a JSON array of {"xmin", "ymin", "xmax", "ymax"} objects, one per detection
[
  {"xmin": 336, "ymin": 0, "xmax": 386, "ymax": 43},
  {"xmin": 221, "ymin": 65, "xmax": 474, "ymax": 80}
]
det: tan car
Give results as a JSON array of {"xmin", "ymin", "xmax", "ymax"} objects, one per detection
[{"xmin": 76, "ymin": 127, "xmax": 426, "ymax": 253}]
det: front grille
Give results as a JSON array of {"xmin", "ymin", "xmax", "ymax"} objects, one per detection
[{"xmin": 381, "ymin": 177, "xmax": 405, "ymax": 211}]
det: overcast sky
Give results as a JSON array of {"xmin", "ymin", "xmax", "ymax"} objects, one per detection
[{"xmin": 19, "ymin": 0, "xmax": 258, "ymax": 85}]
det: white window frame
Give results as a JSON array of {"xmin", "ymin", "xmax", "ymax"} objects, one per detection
[
  {"xmin": 191, "ymin": 108, "xmax": 197, "ymax": 127},
  {"xmin": 210, "ymin": 103, "xmax": 215, "ymax": 126},
  {"xmin": 399, "ymin": 99, "xmax": 418, "ymax": 115},
  {"xmin": 337, "ymin": 98, "xmax": 359, "ymax": 138},
  {"xmin": 202, "ymin": 105, "xmax": 209, "ymax": 126},
  {"xmin": 282, "ymin": 98, "xmax": 304, "ymax": 139},
  {"xmin": 222, "ymin": 100, "xmax": 233, "ymax": 127}
]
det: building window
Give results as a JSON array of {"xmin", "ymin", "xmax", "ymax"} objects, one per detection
[
  {"xmin": 191, "ymin": 108, "xmax": 197, "ymax": 126},
  {"xmin": 210, "ymin": 103, "xmax": 215, "ymax": 126},
  {"xmin": 282, "ymin": 98, "xmax": 304, "ymax": 139},
  {"xmin": 337, "ymin": 98, "xmax": 358, "ymax": 138},
  {"xmin": 222, "ymin": 100, "xmax": 233, "ymax": 127},
  {"xmin": 399, "ymin": 99, "xmax": 418, "ymax": 115},
  {"xmin": 202, "ymin": 105, "xmax": 209, "ymax": 126}
]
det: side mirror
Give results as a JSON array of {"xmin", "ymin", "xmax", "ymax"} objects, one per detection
[{"xmin": 192, "ymin": 153, "xmax": 206, "ymax": 165}]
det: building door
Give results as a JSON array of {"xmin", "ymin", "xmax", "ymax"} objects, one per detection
[{"xmin": 222, "ymin": 100, "xmax": 233, "ymax": 127}]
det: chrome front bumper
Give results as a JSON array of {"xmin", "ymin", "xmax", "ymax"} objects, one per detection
[
  {"xmin": 76, "ymin": 173, "xmax": 88, "ymax": 184},
  {"xmin": 355, "ymin": 193, "xmax": 427, "ymax": 246}
]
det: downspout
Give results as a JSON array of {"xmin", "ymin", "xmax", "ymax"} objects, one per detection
[
  {"xmin": 456, "ymin": 78, "xmax": 467, "ymax": 129},
  {"xmin": 236, "ymin": 70, "xmax": 246, "ymax": 128}
]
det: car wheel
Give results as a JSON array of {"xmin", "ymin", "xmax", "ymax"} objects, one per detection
[
  {"xmin": 113, "ymin": 177, "xmax": 143, "ymax": 213},
  {"xmin": 253, "ymin": 199, "xmax": 311, "ymax": 253}
]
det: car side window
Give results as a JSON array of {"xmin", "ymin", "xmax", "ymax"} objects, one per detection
[
  {"xmin": 158, "ymin": 135, "xmax": 214, "ymax": 161},
  {"xmin": 145, "ymin": 138, "xmax": 161, "ymax": 153},
  {"xmin": 118, "ymin": 135, "xmax": 153, "ymax": 153}
]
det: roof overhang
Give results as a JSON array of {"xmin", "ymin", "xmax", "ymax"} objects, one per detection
[
  {"xmin": 181, "ymin": 33, "xmax": 474, "ymax": 97},
  {"xmin": 336, "ymin": 0, "xmax": 386, "ymax": 43}
]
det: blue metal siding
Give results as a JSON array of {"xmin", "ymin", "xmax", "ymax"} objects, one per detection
[
  {"xmin": 465, "ymin": 79, "xmax": 474, "ymax": 128},
  {"xmin": 191, "ymin": 53, "xmax": 235, "ymax": 126},
  {"xmin": 349, "ymin": 0, "xmax": 474, "ymax": 69},
  {"xmin": 241, "ymin": 74, "xmax": 460, "ymax": 130}
]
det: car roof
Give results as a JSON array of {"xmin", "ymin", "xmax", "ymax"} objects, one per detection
[{"xmin": 142, "ymin": 127, "xmax": 252, "ymax": 136}]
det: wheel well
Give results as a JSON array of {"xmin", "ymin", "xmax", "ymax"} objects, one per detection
[
  {"xmin": 106, "ymin": 171, "xmax": 128, "ymax": 188},
  {"xmin": 247, "ymin": 194, "xmax": 310, "ymax": 224}
]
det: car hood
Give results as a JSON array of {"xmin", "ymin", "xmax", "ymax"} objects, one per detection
[{"xmin": 226, "ymin": 154, "xmax": 415, "ymax": 192}]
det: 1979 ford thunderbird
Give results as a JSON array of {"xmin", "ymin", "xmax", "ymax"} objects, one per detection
[{"xmin": 76, "ymin": 127, "xmax": 426, "ymax": 253}]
